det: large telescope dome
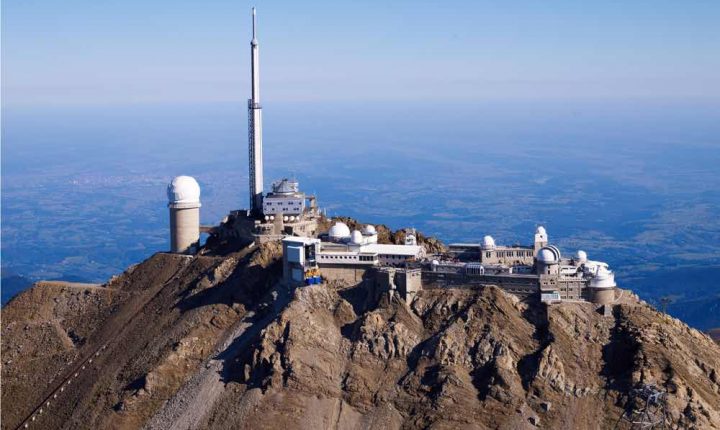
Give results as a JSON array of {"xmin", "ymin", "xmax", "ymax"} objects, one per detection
[
  {"xmin": 537, "ymin": 246, "xmax": 561, "ymax": 264},
  {"xmin": 167, "ymin": 176, "xmax": 201, "ymax": 205},
  {"xmin": 328, "ymin": 222, "xmax": 351, "ymax": 240},
  {"xmin": 590, "ymin": 266, "xmax": 616, "ymax": 289}
]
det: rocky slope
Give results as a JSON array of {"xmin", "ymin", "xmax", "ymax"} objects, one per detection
[{"xmin": 3, "ymin": 242, "xmax": 720, "ymax": 429}]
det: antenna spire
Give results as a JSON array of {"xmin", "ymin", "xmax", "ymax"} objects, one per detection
[
  {"xmin": 252, "ymin": 7, "xmax": 257, "ymax": 40},
  {"xmin": 248, "ymin": 6, "xmax": 264, "ymax": 214}
]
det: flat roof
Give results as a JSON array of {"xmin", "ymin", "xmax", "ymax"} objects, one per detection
[
  {"xmin": 361, "ymin": 243, "xmax": 422, "ymax": 256},
  {"xmin": 319, "ymin": 242, "xmax": 421, "ymax": 256},
  {"xmin": 265, "ymin": 193, "xmax": 305, "ymax": 199},
  {"xmin": 449, "ymin": 243, "xmax": 534, "ymax": 250},
  {"xmin": 282, "ymin": 236, "xmax": 320, "ymax": 245}
]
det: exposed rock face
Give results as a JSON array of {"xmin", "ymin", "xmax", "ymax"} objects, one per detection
[{"xmin": 3, "ymin": 243, "xmax": 720, "ymax": 430}]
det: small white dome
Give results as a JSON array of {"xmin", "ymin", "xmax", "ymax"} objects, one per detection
[
  {"xmin": 362, "ymin": 225, "xmax": 377, "ymax": 235},
  {"xmin": 167, "ymin": 176, "xmax": 200, "ymax": 204},
  {"xmin": 481, "ymin": 235, "xmax": 496, "ymax": 249},
  {"xmin": 537, "ymin": 246, "xmax": 560, "ymax": 264},
  {"xmin": 536, "ymin": 226, "xmax": 546, "ymax": 236},
  {"xmin": 577, "ymin": 250, "xmax": 588, "ymax": 262},
  {"xmin": 350, "ymin": 230, "xmax": 364, "ymax": 244},
  {"xmin": 328, "ymin": 222, "xmax": 351, "ymax": 239}
]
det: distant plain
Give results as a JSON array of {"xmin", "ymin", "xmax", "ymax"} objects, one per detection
[{"xmin": 2, "ymin": 100, "xmax": 719, "ymax": 328}]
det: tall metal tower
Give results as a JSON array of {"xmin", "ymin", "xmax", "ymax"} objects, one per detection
[
  {"xmin": 248, "ymin": 7, "xmax": 264, "ymax": 214},
  {"xmin": 614, "ymin": 384, "xmax": 669, "ymax": 429}
]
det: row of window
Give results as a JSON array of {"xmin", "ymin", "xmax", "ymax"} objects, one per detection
[
  {"xmin": 507, "ymin": 288, "xmax": 535, "ymax": 294},
  {"xmin": 321, "ymin": 254, "xmax": 376, "ymax": 262},
  {"xmin": 319, "ymin": 254, "xmax": 409, "ymax": 262},
  {"xmin": 382, "ymin": 255, "xmax": 409, "ymax": 260},
  {"xmin": 322, "ymin": 254, "xmax": 358, "ymax": 260},
  {"xmin": 265, "ymin": 201, "xmax": 302, "ymax": 206},
  {"xmin": 486, "ymin": 250, "xmax": 534, "ymax": 258}
]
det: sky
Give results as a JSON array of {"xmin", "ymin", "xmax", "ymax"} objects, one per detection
[{"xmin": 2, "ymin": 0, "xmax": 719, "ymax": 106}]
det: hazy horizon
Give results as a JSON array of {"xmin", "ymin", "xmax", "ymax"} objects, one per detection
[{"xmin": 3, "ymin": 99, "xmax": 720, "ymax": 329}]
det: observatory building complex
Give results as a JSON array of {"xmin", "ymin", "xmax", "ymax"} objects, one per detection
[
  {"xmin": 283, "ymin": 224, "xmax": 617, "ymax": 305},
  {"xmin": 165, "ymin": 8, "xmax": 619, "ymax": 307}
]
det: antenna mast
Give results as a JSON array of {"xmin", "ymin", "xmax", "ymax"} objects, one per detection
[{"xmin": 248, "ymin": 6, "xmax": 264, "ymax": 214}]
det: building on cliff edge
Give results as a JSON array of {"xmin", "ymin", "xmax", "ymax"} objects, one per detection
[{"xmin": 283, "ymin": 223, "xmax": 617, "ymax": 306}]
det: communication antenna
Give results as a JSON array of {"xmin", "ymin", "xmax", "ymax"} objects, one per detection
[
  {"xmin": 614, "ymin": 384, "xmax": 669, "ymax": 429},
  {"xmin": 248, "ymin": 6, "xmax": 264, "ymax": 214}
]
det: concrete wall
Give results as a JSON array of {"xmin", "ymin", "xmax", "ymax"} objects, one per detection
[
  {"xmin": 423, "ymin": 271, "xmax": 539, "ymax": 298},
  {"xmin": 170, "ymin": 207, "xmax": 200, "ymax": 253},
  {"xmin": 256, "ymin": 217, "xmax": 319, "ymax": 239},
  {"xmin": 540, "ymin": 275, "xmax": 587, "ymax": 300},
  {"xmin": 480, "ymin": 247, "xmax": 535, "ymax": 266},
  {"xmin": 374, "ymin": 268, "xmax": 396, "ymax": 292},
  {"xmin": 590, "ymin": 288, "xmax": 615, "ymax": 305},
  {"xmin": 319, "ymin": 265, "xmax": 369, "ymax": 286},
  {"xmin": 397, "ymin": 269, "xmax": 422, "ymax": 302},
  {"xmin": 554, "ymin": 279, "xmax": 585, "ymax": 300}
]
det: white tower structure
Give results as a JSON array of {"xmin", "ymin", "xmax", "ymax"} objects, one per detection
[
  {"xmin": 167, "ymin": 176, "xmax": 201, "ymax": 254},
  {"xmin": 534, "ymin": 226, "xmax": 548, "ymax": 253},
  {"xmin": 248, "ymin": 7, "xmax": 264, "ymax": 215}
]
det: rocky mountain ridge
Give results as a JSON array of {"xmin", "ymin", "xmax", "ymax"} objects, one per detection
[{"xmin": 2, "ymin": 240, "xmax": 720, "ymax": 429}]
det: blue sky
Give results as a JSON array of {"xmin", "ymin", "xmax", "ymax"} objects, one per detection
[{"xmin": 2, "ymin": 0, "xmax": 719, "ymax": 106}]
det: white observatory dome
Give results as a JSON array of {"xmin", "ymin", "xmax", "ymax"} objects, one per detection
[
  {"xmin": 350, "ymin": 230, "xmax": 364, "ymax": 245},
  {"xmin": 481, "ymin": 235, "xmax": 496, "ymax": 249},
  {"xmin": 537, "ymin": 246, "xmax": 560, "ymax": 264},
  {"xmin": 362, "ymin": 225, "xmax": 377, "ymax": 235},
  {"xmin": 590, "ymin": 266, "xmax": 616, "ymax": 289},
  {"xmin": 577, "ymin": 250, "xmax": 588, "ymax": 263},
  {"xmin": 536, "ymin": 226, "xmax": 546, "ymax": 236},
  {"xmin": 167, "ymin": 176, "xmax": 201, "ymax": 204},
  {"xmin": 328, "ymin": 222, "xmax": 351, "ymax": 240}
]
